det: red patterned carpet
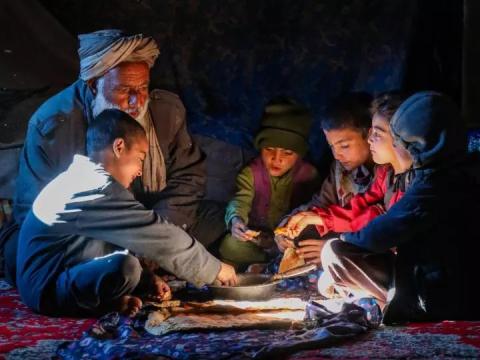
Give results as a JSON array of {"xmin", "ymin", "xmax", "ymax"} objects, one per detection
[
  {"xmin": 0, "ymin": 280, "xmax": 95, "ymax": 359},
  {"xmin": 1, "ymin": 279, "xmax": 479, "ymax": 359},
  {"xmin": 290, "ymin": 321, "xmax": 480, "ymax": 359}
]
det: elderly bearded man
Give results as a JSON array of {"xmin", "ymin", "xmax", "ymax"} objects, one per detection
[{"xmin": 1, "ymin": 30, "xmax": 226, "ymax": 285}]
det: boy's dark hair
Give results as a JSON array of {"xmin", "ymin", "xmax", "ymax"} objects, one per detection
[
  {"xmin": 86, "ymin": 109, "xmax": 146, "ymax": 155},
  {"xmin": 322, "ymin": 92, "xmax": 373, "ymax": 136},
  {"xmin": 370, "ymin": 91, "xmax": 408, "ymax": 123}
]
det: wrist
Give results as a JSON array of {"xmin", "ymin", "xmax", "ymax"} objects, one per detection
[{"xmin": 231, "ymin": 216, "xmax": 244, "ymax": 227}]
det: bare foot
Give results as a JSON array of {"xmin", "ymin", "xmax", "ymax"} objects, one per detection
[
  {"xmin": 114, "ymin": 295, "xmax": 143, "ymax": 317},
  {"xmin": 134, "ymin": 271, "xmax": 172, "ymax": 301},
  {"xmin": 145, "ymin": 274, "xmax": 171, "ymax": 301}
]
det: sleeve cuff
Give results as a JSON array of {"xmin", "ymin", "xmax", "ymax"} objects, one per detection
[
  {"xmin": 311, "ymin": 207, "xmax": 333, "ymax": 236},
  {"xmin": 193, "ymin": 255, "xmax": 222, "ymax": 288}
]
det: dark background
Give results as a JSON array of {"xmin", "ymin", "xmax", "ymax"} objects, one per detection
[{"xmin": 0, "ymin": 0, "xmax": 469, "ymax": 198}]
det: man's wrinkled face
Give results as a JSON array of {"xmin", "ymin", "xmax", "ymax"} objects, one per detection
[
  {"xmin": 368, "ymin": 114, "xmax": 397, "ymax": 165},
  {"xmin": 323, "ymin": 127, "xmax": 371, "ymax": 171},
  {"xmin": 92, "ymin": 62, "xmax": 150, "ymax": 121},
  {"xmin": 261, "ymin": 147, "xmax": 299, "ymax": 177}
]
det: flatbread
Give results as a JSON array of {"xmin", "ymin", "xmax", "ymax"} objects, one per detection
[
  {"xmin": 245, "ymin": 229, "xmax": 260, "ymax": 238},
  {"xmin": 145, "ymin": 299, "xmax": 306, "ymax": 335},
  {"xmin": 278, "ymin": 247, "xmax": 305, "ymax": 273},
  {"xmin": 147, "ymin": 308, "xmax": 172, "ymax": 327},
  {"xmin": 145, "ymin": 300, "xmax": 181, "ymax": 308},
  {"xmin": 161, "ymin": 289, "xmax": 172, "ymax": 301},
  {"xmin": 274, "ymin": 227, "xmax": 290, "ymax": 237}
]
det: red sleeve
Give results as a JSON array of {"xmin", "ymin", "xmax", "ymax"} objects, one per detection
[{"xmin": 312, "ymin": 165, "xmax": 390, "ymax": 235}]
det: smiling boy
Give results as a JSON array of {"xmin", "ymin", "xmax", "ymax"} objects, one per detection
[{"xmin": 16, "ymin": 109, "xmax": 236, "ymax": 317}]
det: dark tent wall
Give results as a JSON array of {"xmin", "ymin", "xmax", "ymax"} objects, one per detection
[
  {"xmin": 0, "ymin": 0, "xmax": 464, "ymax": 200},
  {"xmin": 35, "ymin": 0, "xmax": 417, "ymax": 161}
]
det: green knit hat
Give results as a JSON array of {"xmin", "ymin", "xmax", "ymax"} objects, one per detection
[{"xmin": 254, "ymin": 100, "xmax": 312, "ymax": 157}]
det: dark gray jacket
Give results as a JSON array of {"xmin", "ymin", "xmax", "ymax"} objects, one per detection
[
  {"xmin": 17, "ymin": 155, "xmax": 219, "ymax": 312},
  {"xmin": 14, "ymin": 80, "xmax": 205, "ymax": 228}
]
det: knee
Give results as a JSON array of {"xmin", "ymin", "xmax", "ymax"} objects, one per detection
[
  {"xmin": 321, "ymin": 239, "xmax": 344, "ymax": 269},
  {"xmin": 120, "ymin": 255, "xmax": 142, "ymax": 284},
  {"xmin": 110, "ymin": 254, "xmax": 142, "ymax": 288},
  {"xmin": 219, "ymin": 235, "xmax": 266, "ymax": 268}
]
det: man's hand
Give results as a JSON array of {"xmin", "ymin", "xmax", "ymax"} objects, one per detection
[
  {"xmin": 274, "ymin": 235, "xmax": 295, "ymax": 253},
  {"xmin": 216, "ymin": 262, "xmax": 238, "ymax": 286},
  {"xmin": 285, "ymin": 211, "xmax": 324, "ymax": 238},
  {"xmin": 296, "ymin": 239, "xmax": 326, "ymax": 265},
  {"xmin": 146, "ymin": 274, "xmax": 172, "ymax": 301},
  {"xmin": 231, "ymin": 217, "xmax": 255, "ymax": 241}
]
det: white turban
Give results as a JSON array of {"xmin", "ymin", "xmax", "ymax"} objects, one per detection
[{"xmin": 78, "ymin": 29, "xmax": 160, "ymax": 81}]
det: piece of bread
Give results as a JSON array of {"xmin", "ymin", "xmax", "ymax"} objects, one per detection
[
  {"xmin": 245, "ymin": 229, "xmax": 260, "ymax": 238},
  {"xmin": 146, "ymin": 308, "xmax": 172, "ymax": 326},
  {"xmin": 146, "ymin": 300, "xmax": 181, "ymax": 308},
  {"xmin": 274, "ymin": 227, "xmax": 290, "ymax": 238},
  {"xmin": 161, "ymin": 289, "xmax": 172, "ymax": 301},
  {"xmin": 278, "ymin": 247, "xmax": 305, "ymax": 273}
]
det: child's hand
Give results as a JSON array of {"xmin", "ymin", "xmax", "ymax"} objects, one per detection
[
  {"xmin": 285, "ymin": 211, "xmax": 324, "ymax": 238},
  {"xmin": 216, "ymin": 262, "xmax": 238, "ymax": 286},
  {"xmin": 275, "ymin": 235, "xmax": 295, "ymax": 252},
  {"xmin": 296, "ymin": 239, "xmax": 326, "ymax": 265},
  {"xmin": 231, "ymin": 217, "xmax": 255, "ymax": 241}
]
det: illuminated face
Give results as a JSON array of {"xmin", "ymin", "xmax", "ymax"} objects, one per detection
[
  {"xmin": 109, "ymin": 136, "xmax": 148, "ymax": 188},
  {"xmin": 323, "ymin": 127, "xmax": 371, "ymax": 171},
  {"xmin": 92, "ymin": 62, "xmax": 150, "ymax": 121},
  {"xmin": 261, "ymin": 147, "xmax": 299, "ymax": 177},
  {"xmin": 368, "ymin": 114, "xmax": 397, "ymax": 165}
]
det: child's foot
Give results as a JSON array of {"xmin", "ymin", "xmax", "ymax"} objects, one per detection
[
  {"xmin": 147, "ymin": 274, "xmax": 172, "ymax": 301},
  {"xmin": 136, "ymin": 272, "xmax": 172, "ymax": 301},
  {"xmin": 114, "ymin": 295, "xmax": 143, "ymax": 317}
]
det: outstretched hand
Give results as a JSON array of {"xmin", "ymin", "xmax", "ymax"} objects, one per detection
[
  {"xmin": 216, "ymin": 262, "xmax": 238, "ymax": 286},
  {"xmin": 285, "ymin": 211, "xmax": 324, "ymax": 238}
]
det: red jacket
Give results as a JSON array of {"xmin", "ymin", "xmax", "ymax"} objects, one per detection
[{"xmin": 312, "ymin": 165, "xmax": 404, "ymax": 235}]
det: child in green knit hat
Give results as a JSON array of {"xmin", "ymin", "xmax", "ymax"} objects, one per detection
[{"xmin": 218, "ymin": 98, "xmax": 320, "ymax": 271}]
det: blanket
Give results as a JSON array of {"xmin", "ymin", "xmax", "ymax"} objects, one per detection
[{"xmin": 57, "ymin": 291, "xmax": 381, "ymax": 359}]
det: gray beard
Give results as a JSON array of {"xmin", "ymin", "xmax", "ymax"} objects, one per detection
[{"xmin": 91, "ymin": 91, "xmax": 149, "ymax": 122}]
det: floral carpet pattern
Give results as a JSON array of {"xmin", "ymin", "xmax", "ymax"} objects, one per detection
[
  {"xmin": 0, "ymin": 280, "xmax": 95, "ymax": 360},
  {"xmin": 293, "ymin": 322, "xmax": 480, "ymax": 359},
  {"xmin": 2, "ymin": 278, "xmax": 480, "ymax": 359}
]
